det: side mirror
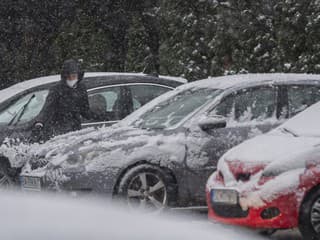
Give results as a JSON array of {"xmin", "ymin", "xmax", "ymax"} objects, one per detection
[{"xmin": 198, "ymin": 116, "xmax": 227, "ymax": 131}]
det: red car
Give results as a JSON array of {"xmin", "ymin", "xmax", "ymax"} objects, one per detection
[{"xmin": 206, "ymin": 101, "xmax": 320, "ymax": 239}]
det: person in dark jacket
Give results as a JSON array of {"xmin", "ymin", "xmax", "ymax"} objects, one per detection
[{"xmin": 31, "ymin": 59, "xmax": 95, "ymax": 142}]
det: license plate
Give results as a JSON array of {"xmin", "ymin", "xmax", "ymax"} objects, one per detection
[
  {"xmin": 21, "ymin": 176, "xmax": 41, "ymax": 191},
  {"xmin": 211, "ymin": 189, "xmax": 238, "ymax": 205}
]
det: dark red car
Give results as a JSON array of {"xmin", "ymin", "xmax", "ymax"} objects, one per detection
[{"xmin": 206, "ymin": 101, "xmax": 320, "ymax": 239}]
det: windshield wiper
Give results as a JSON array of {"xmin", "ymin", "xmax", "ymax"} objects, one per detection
[
  {"xmin": 280, "ymin": 127, "xmax": 299, "ymax": 137},
  {"xmin": 8, "ymin": 94, "xmax": 35, "ymax": 126}
]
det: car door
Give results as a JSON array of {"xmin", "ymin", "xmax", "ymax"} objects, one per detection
[
  {"xmin": 82, "ymin": 84, "xmax": 173, "ymax": 128},
  {"xmin": 0, "ymin": 90, "xmax": 49, "ymax": 143},
  {"xmin": 185, "ymin": 85, "xmax": 283, "ymax": 205}
]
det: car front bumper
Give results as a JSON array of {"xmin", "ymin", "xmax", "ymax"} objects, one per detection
[
  {"xmin": 206, "ymin": 186, "xmax": 299, "ymax": 229},
  {"xmin": 20, "ymin": 167, "xmax": 121, "ymax": 197}
]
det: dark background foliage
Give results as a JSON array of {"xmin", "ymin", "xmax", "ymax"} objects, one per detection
[{"xmin": 1, "ymin": 0, "xmax": 320, "ymax": 89}]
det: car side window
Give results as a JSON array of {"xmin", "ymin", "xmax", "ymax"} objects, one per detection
[
  {"xmin": 235, "ymin": 87, "xmax": 276, "ymax": 122},
  {"xmin": 287, "ymin": 85, "xmax": 320, "ymax": 117},
  {"xmin": 0, "ymin": 90, "xmax": 49, "ymax": 125},
  {"xmin": 87, "ymin": 86, "xmax": 120, "ymax": 122},
  {"xmin": 86, "ymin": 84, "xmax": 172, "ymax": 123},
  {"xmin": 213, "ymin": 86, "xmax": 277, "ymax": 123},
  {"xmin": 214, "ymin": 94, "xmax": 235, "ymax": 119},
  {"xmin": 127, "ymin": 85, "xmax": 171, "ymax": 111}
]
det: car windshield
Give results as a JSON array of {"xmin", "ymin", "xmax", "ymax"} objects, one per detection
[
  {"xmin": 131, "ymin": 88, "xmax": 222, "ymax": 129},
  {"xmin": 275, "ymin": 101, "xmax": 320, "ymax": 137}
]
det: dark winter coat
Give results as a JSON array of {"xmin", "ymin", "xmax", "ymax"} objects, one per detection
[{"xmin": 34, "ymin": 79, "xmax": 92, "ymax": 141}]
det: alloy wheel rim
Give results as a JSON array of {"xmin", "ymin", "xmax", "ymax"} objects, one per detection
[
  {"xmin": 311, "ymin": 198, "xmax": 320, "ymax": 233},
  {"xmin": 126, "ymin": 172, "xmax": 167, "ymax": 211}
]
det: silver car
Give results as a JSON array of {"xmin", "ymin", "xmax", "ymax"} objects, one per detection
[{"xmin": 16, "ymin": 73, "xmax": 320, "ymax": 210}]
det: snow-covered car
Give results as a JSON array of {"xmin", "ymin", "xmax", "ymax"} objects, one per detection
[
  {"xmin": 206, "ymin": 100, "xmax": 320, "ymax": 239},
  {"xmin": 7, "ymin": 73, "xmax": 320, "ymax": 211},
  {"xmin": 0, "ymin": 191, "xmax": 266, "ymax": 240},
  {"xmin": 0, "ymin": 72, "xmax": 185, "ymax": 143}
]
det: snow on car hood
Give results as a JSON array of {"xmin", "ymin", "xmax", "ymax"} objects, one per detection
[
  {"xmin": 217, "ymin": 133, "xmax": 320, "ymax": 184},
  {"xmin": 221, "ymin": 133, "xmax": 320, "ymax": 165},
  {"xmin": 212, "ymin": 133, "xmax": 320, "ymax": 209},
  {"xmin": 1, "ymin": 125, "xmax": 186, "ymax": 178},
  {"xmin": 210, "ymin": 101, "xmax": 320, "ymax": 209},
  {"xmin": 216, "ymin": 100, "xmax": 320, "ymax": 186}
]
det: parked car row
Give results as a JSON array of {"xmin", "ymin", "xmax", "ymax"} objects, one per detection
[{"xmin": 1, "ymin": 73, "xmax": 320, "ymax": 238}]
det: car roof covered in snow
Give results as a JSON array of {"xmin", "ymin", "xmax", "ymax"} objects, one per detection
[
  {"xmin": 120, "ymin": 73, "xmax": 320, "ymax": 127},
  {"xmin": 178, "ymin": 73, "xmax": 320, "ymax": 91},
  {"xmin": 0, "ymin": 72, "xmax": 187, "ymax": 103}
]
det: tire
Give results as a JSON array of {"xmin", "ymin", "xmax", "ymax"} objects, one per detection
[
  {"xmin": 117, "ymin": 164, "xmax": 177, "ymax": 212},
  {"xmin": 299, "ymin": 187, "xmax": 320, "ymax": 240}
]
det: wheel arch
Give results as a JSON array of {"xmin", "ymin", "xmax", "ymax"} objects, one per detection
[
  {"xmin": 300, "ymin": 184, "xmax": 320, "ymax": 210},
  {"xmin": 298, "ymin": 183, "xmax": 320, "ymax": 238}
]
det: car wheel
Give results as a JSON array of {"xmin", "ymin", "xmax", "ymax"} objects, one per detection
[
  {"xmin": 117, "ymin": 164, "xmax": 176, "ymax": 212},
  {"xmin": 299, "ymin": 187, "xmax": 320, "ymax": 240}
]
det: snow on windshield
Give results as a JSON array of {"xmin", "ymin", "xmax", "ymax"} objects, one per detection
[
  {"xmin": 274, "ymin": 101, "xmax": 320, "ymax": 137},
  {"xmin": 132, "ymin": 88, "xmax": 222, "ymax": 129}
]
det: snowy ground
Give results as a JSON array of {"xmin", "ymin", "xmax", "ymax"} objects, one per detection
[
  {"xmin": 272, "ymin": 230, "xmax": 301, "ymax": 240},
  {"xmin": 0, "ymin": 190, "xmax": 301, "ymax": 240}
]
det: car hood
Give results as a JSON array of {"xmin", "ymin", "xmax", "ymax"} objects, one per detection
[
  {"xmin": 217, "ymin": 133, "xmax": 320, "ymax": 184},
  {"xmin": 208, "ymin": 133, "xmax": 320, "ymax": 210},
  {"xmin": 10, "ymin": 125, "xmax": 186, "ymax": 179},
  {"xmin": 0, "ymin": 126, "xmax": 138, "ymax": 168}
]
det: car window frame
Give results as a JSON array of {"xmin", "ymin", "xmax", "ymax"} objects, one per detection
[
  {"xmin": 208, "ymin": 84, "xmax": 279, "ymax": 123},
  {"xmin": 0, "ymin": 84, "xmax": 56, "ymax": 128},
  {"xmin": 0, "ymin": 82, "xmax": 174, "ymax": 128},
  {"xmin": 12, "ymin": 90, "xmax": 50, "ymax": 126},
  {"xmin": 129, "ymin": 84, "xmax": 172, "ymax": 110},
  {"xmin": 82, "ymin": 83, "xmax": 174, "ymax": 127}
]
